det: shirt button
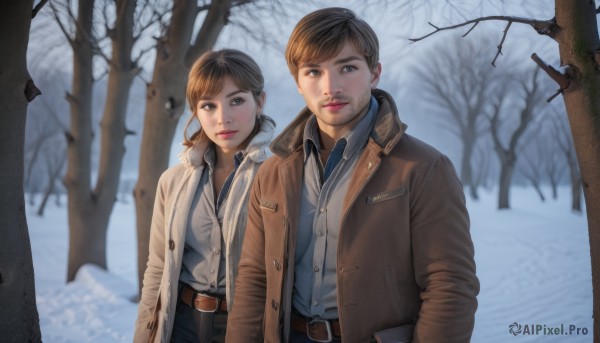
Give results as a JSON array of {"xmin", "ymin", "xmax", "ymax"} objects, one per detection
[
  {"xmin": 319, "ymin": 208, "xmax": 326, "ymax": 213},
  {"xmin": 313, "ymin": 266, "xmax": 320, "ymax": 272},
  {"xmin": 214, "ymin": 249, "xmax": 220, "ymax": 255},
  {"xmin": 313, "ymin": 300, "xmax": 319, "ymax": 307},
  {"xmin": 318, "ymin": 230, "xmax": 324, "ymax": 236},
  {"xmin": 211, "ymin": 269, "xmax": 215, "ymax": 274}
]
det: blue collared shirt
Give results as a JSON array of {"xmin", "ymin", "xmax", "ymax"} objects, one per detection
[
  {"xmin": 293, "ymin": 97, "xmax": 379, "ymax": 319},
  {"xmin": 179, "ymin": 144, "xmax": 243, "ymax": 293}
]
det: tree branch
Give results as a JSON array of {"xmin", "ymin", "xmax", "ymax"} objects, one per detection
[
  {"xmin": 410, "ymin": 16, "xmax": 557, "ymax": 42},
  {"xmin": 32, "ymin": 0, "xmax": 49, "ymax": 18},
  {"xmin": 491, "ymin": 21, "xmax": 511, "ymax": 67},
  {"xmin": 49, "ymin": 1, "xmax": 75, "ymax": 47},
  {"xmin": 410, "ymin": 15, "xmax": 558, "ymax": 66},
  {"xmin": 530, "ymin": 53, "xmax": 571, "ymax": 102}
]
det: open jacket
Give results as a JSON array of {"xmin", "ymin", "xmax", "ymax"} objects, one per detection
[
  {"xmin": 226, "ymin": 90, "xmax": 479, "ymax": 343},
  {"xmin": 133, "ymin": 118, "xmax": 275, "ymax": 343}
]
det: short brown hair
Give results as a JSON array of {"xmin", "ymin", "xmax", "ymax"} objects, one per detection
[
  {"xmin": 184, "ymin": 49, "xmax": 265, "ymax": 147},
  {"xmin": 285, "ymin": 7, "xmax": 379, "ymax": 81}
]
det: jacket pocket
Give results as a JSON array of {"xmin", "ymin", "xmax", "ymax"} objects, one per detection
[
  {"xmin": 260, "ymin": 199, "xmax": 278, "ymax": 212},
  {"xmin": 366, "ymin": 187, "xmax": 407, "ymax": 205}
]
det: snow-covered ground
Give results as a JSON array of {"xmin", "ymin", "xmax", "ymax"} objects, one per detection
[{"xmin": 28, "ymin": 186, "xmax": 593, "ymax": 342}]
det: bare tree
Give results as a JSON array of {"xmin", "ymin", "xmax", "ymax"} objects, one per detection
[
  {"xmin": 36, "ymin": 142, "xmax": 67, "ymax": 217},
  {"xmin": 24, "ymin": 73, "xmax": 70, "ymax": 210},
  {"xmin": 518, "ymin": 136, "xmax": 548, "ymax": 203},
  {"xmin": 51, "ymin": 0, "xmax": 147, "ymax": 281},
  {"xmin": 0, "ymin": 0, "xmax": 42, "ymax": 340},
  {"xmin": 411, "ymin": 2, "xmax": 600, "ymax": 337},
  {"xmin": 488, "ymin": 68, "xmax": 546, "ymax": 209},
  {"xmin": 551, "ymin": 108, "xmax": 582, "ymax": 212},
  {"xmin": 411, "ymin": 35, "xmax": 495, "ymax": 200}
]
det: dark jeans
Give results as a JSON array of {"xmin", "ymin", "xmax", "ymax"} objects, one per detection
[{"xmin": 170, "ymin": 298, "xmax": 227, "ymax": 343}]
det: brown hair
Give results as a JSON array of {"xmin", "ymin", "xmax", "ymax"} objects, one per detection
[
  {"xmin": 183, "ymin": 49, "xmax": 265, "ymax": 147},
  {"xmin": 285, "ymin": 7, "xmax": 379, "ymax": 81}
]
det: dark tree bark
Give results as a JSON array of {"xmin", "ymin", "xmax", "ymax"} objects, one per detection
[
  {"xmin": 0, "ymin": 0, "xmax": 42, "ymax": 340},
  {"xmin": 554, "ymin": 3, "xmax": 600, "ymax": 338}
]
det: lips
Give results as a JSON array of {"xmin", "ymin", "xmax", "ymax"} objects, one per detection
[
  {"xmin": 323, "ymin": 101, "xmax": 348, "ymax": 111},
  {"xmin": 216, "ymin": 130, "xmax": 238, "ymax": 139}
]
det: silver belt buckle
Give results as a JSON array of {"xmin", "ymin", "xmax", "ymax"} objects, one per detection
[
  {"xmin": 307, "ymin": 318, "xmax": 333, "ymax": 343},
  {"xmin": 192, "ymin": 292, "xmax": 220, "ymax": 313}
]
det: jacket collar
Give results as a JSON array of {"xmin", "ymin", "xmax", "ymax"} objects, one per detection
[
  {"xmin": 178, "ymin": 115, "xmax": 276, "ymax": 169},
  {"xmin": 269, "ymin": 89, "xmax": 407, "ymax": 158}
]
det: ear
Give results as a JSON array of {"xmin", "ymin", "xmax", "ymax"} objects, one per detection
[
  {"xmin": 370, "ymin": 63, "xmax": 382, "ymax": 89},
  {"xmin": 256, "ymin": 91, "xmax": 266, "ymax": 117}
]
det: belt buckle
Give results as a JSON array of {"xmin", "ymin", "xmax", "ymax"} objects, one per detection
[
  {"xmin": 191, "ymin": 292, "xmax": 220, "ymax": 313},
  {"xmin": 307, "ymin": 318, "xmax": 333, "ymax": 343}
]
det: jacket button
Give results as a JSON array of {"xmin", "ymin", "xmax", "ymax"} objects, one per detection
[
  {"xmin": 169, "ymin": 240, "xmax": 175, "ymax": 250},
  {"xmin": 271, "ymin": 299, "xmax": 279, "ymax": 311},
  {"xmin": 273, "ymin": 259, "xmax": 281, "ymax": 271}
]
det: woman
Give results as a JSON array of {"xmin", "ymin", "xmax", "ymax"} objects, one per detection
[{"xmin": 134, "ymin": 49, "xmax": 275, "ymax": 343}]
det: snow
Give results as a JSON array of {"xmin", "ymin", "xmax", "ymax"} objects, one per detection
[{"xmin": 29, "ymin": 186, "xmax": 593, "ymax": 342}]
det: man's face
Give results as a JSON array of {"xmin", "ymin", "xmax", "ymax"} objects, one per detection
[{"xmin": 296, "ymin": 40, "xmax": 381, "ymax": 139}]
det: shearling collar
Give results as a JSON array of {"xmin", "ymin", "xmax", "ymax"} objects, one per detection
[
  {"xmin": 269, "ymin": 89, "xmax": 407, "ymax": 158},
  {"xmin": 178, "ymin": 116, "xmax": 276, "ymax": 169}
]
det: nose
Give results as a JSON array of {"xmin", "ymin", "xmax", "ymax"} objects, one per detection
[
  {"xmin": 216, "ymin": 106, "xmax": 231, "ymax": 125},
  {"xmin": 321, "ymin": 72, "xmax": 341, "ymax": 96}
]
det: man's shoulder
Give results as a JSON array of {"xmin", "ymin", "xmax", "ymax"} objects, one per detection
[{"xmin": 392, "ymin": 133, "xmax": 447, "ymax": 162}]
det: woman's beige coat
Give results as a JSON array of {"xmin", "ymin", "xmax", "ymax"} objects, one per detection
[{"xmin": 133, "ymin": 119, "xmax": 275, "ymax": 342}]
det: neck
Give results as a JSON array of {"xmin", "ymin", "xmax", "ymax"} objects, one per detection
[
  {"xmin": 215, "ymin": 146, "xmax": 236, "ymax": 171},
  {"xmin": 317, "ymin": 102, "xmax": 370, "ymax": 151}
]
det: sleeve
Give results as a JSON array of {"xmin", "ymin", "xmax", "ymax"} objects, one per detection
[
  {"xmin": 133, "ymin": 173, "xmax": 169, "ymax": 342},
  {"xmin": 410, "ymin": 155, "xmax": 480, "ymax": 343},
  {"xmin": 225, "ymin": 172, "xmax": 267, "ymax": 342}
]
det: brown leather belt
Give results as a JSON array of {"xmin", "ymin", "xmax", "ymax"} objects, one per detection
[
  {"xmin": 180, "ymin": 284, "xmax": 227, "ymax": 313},
  {"xmin": 292, "ymin": 314, "xmax": 341, "ymax": 342}
]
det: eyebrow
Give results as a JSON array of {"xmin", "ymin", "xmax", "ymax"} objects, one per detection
[
  {"xmin": 225, "ymin": 89, "xmax": 247, "ymax": 97},
  {"xmin": 299, "ymin": 56, "xmax": 363, "ymax": 69},
  {"xmin": 198, "ymin": 89, "xmax": 247, "ymax": 101}
]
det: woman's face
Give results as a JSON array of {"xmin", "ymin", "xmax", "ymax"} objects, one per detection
[{"xmin": 196, "ymin": 76, "xmax": 264, "ymax": 154}]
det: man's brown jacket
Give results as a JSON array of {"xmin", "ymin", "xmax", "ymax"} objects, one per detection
[{"xmin": 226, "ymin": 89, "xmax": 480, "ymax": 343}]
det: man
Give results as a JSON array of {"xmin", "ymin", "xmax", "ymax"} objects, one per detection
[{"xmin": 227, "ymin": 7, "xmax": 479, "ymax": 343}]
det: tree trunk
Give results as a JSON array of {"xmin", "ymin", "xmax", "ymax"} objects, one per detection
[
  {"xmin": 134, "ymin": 0, "xmax": 231, "ymax": 293},
  {"xmin": 497, "ymin": 153, "xmax": 515, "ymax": 210},
  {"xmin": 460, "ymin": 137, "xmax": 474, "ymax": 189},
  {"xmin": 37, "ymin": 178, "xmax": 54, "ymax": 217},
  {"xmin": 569, "ymin": 162, "xmax": 582, "ymax": 213},
  {"xmin": 531, "ymin": 180, "xmax": 545, "ymax": 202},
  {"xmin": 66, "ymin": 0, "xmax": 137, "ymax": 281},
  {"xmin": 37, "ymin": 154, "xmax": 65, "ymax": 217},
  {"xmin": 554, "ymin": 1, "xmax": 600, "ymax": 340},
  {"xmin": 65, "ymin": 0, "xmax": 97, "ymax": 282},
  {"xmin": 0, "ymin": 0, "xmax": 42, "ymax": 340}
]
